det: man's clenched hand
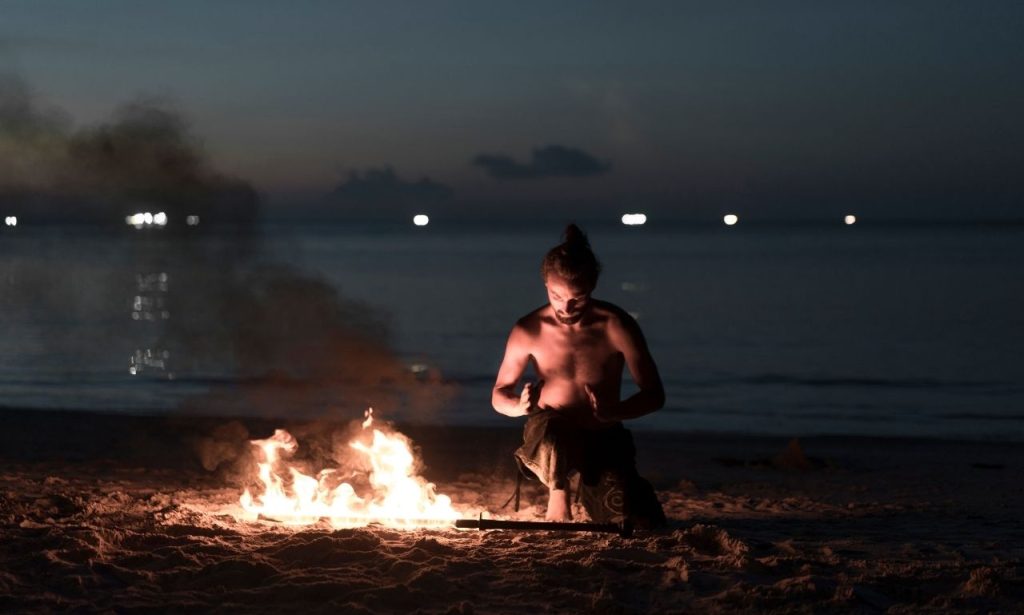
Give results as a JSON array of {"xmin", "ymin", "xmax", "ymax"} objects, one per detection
[{"xmin": 517, "ymin": 380, "xmax": 544, "ymax": 416}]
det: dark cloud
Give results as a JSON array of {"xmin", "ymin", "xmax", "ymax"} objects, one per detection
[
  {"xmin": 473, "ymin": 145, "xmax": 610, "ymax": 180},
  {"xmin": 326, "ymin": 167, "xmax": 452, "ymax": 213}
]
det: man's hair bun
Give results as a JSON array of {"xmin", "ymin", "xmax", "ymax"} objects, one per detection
[
  {"xmin": 541, "ymin": 223, "xmax": 601, "ymax": 289},
  {"xmin": 563, "ymin": 223, "xmax": 588, "ymax": 248}
]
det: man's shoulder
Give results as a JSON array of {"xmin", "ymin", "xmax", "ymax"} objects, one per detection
[
  {"xmin": 590, "ymin": 300, "xmax": 636, "ymax": 326},
  {"xmin": 589, "ymin": 300, "xmax": 644, "ymax": 342},
  {"xmin": 512, "ymin": 305, "xmax": 551, "ymax": 335}
]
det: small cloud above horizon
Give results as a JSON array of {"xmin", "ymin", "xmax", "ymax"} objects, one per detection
[
  {"xmin": 472, "ymin": 145, "xmax": 610, "ymax": 180},
  {"xmin": 326, "ymin": 167, "xmax": 453, "ymax": 211}
]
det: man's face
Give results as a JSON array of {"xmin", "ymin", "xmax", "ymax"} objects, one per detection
[{"xmin": 544, "ymin": 273, "xmax": 592, "ymax": 325}]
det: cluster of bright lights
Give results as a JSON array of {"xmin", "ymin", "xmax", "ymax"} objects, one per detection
[
  {"xmin": 125, "ymin": 211, "xmax": 168, "ymax": 228},
  {"xmin": 4, "ymin": 216, "xmax": 16, "ymax": 227},
  {"xmin": 723, "ymin": 214, "xmax": 739, "ymax": 226},
  {"xmin": 413, "ymin": 214, "xmax": 430, "ymax": 227},
  {"xmin": 621, "ymin": 213, "xmax": 647, "ymax": 226},
  {"xmin": 186, "ymin": 215, "xmax": 200, "ymax": 226},
  {"xmin": 845, "ymin": 214, "xmax": 857, "ymax": 225}
]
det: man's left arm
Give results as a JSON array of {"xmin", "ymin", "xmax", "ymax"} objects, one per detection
[{"xmin": 592, "ymin": 312, "xmax": 665, "ymax": 421}]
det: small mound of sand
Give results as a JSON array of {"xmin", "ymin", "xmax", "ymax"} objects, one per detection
[
  {"xmin": 680, "ymin": 524, "xmax": 749, "ymax": 559},
  {"xmin": 959, "ymin": 566, "xmax": 1002, "ymax": 598}
]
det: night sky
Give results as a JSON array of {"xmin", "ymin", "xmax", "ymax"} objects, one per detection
[{"xmin": 2, "ymin": 1, "xmax": 1023, "ymax": 221}]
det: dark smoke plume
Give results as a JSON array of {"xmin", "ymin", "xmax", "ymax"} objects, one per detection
[
  {"xmin": 0, "ymin": 73, "xmax": 257, "ymax": 226},
  {"xmin": 1, "ymin": 75, "xmax": 456, "ymax": 477}
]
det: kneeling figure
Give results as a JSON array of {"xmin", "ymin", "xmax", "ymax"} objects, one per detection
[{"xmin": 492, "ymin": 224, "xmax": 666, "ymax": 526}]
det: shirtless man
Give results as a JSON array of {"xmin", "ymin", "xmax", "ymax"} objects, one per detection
[{"xmin": 492, "ymin": 224, "xmax": 665, "ymax": 522}]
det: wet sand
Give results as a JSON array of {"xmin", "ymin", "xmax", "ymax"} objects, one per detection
[{"xmin": 1, "ymin": 408, "xmax": 1021, "ymax": 613}]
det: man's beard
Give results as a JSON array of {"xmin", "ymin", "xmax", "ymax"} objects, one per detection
[{"xmin": 555, "ymin": 309, "xmax": 585, "ymax": 325}]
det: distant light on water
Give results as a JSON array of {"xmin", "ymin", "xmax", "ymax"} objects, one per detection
[
  {"xmin": 413, "ymin": 214, "xmax": 430, "ymax": 227},
  {"xmin": 621, "ymin": 213, "xmax": 647, "ymax": 226},
  {"xmin": 621, "ymin": 281, "xmax": 647, "ymax": 292},
  {"xmin": 723, "ymin": 214, "xmax": 739, "ymax": 226},
  {"xmin": 186, "ymin": 215, "xmax": 200, "ymax": 226},
  {"xmin": 844, "ymin": 214, "xmax": 857, "ymax": 225},
  {"xmin": 126, "ymin": 211, "xmax": 170, "ymax": 229},
  {"xmin": 4, "ymin": 216, "xmax": 15, "ymax": 227}
]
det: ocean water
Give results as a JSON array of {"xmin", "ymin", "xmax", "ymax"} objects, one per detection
[{"xmin": 1, "ymin": 221, "xmax": 1022, "ymax": 441}]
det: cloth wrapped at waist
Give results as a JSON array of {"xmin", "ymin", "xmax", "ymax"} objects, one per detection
[
  {"xmin": 512, "ymin": 409, "xmax": 666, "ymax": 527},
  {"xmin": 514, "ymin": 409, "xmax": 634, "ymax": 490}
]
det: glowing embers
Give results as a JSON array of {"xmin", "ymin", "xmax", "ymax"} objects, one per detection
[
  {"xmin": 621, "ymin": 213, "xmax": 647, "ymax": 226},
  {"xmin": 126, "ymin": 211, "xmax": 168, "ymax": 228},
  {"xmin": 844, "ymin": 214, "xmax": 857, "ymax": 225},
  {"xmin": 4, "ymin": 216, "xmax": 16, "ymax": 227},
  {"xmin": 240, "ymin": 408, "xmax": 463, "ymax": 528},
  {"xmin": 413, "ymin": 214, "xmax": 430, "ymax": 227},
  {"xmin": 723, "ymin": 214, "xmax": 739, "ymax": 226}
]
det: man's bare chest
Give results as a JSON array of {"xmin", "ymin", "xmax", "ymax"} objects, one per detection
[{"xmin": 530, "ymin": 332, "xmax": 622, "ymax": 381}]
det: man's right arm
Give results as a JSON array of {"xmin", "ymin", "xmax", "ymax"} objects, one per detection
[{"xmin": 492, "ymin": 323, "xmax": 535, "ymax": 417}]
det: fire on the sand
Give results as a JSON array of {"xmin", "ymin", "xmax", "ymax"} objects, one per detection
[{"xmin": 239, "ymin": 408, "xmax": 465, "ymax": 528}]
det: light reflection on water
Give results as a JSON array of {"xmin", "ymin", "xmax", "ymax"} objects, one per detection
[{"xmin": 129, "ymin": 271, "xmax": 171, "ymax": 376}]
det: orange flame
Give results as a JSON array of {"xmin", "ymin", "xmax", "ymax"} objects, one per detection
[{"xmin": 239, "ymin": 408, "xmax": 463, "ymax": 528}]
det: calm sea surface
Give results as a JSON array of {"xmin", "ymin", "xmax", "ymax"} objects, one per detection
[{"xmin": 1, "ymin": 221, "xmax": 1022, "ymax": 440}]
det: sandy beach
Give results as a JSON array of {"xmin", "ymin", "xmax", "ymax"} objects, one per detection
[{"xmin": 0, "ymin": 408, "xmax": 1021, "ymax": 613}]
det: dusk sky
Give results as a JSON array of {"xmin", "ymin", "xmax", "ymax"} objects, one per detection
[{"xmin": 2, "ymin": 1, "xmax": 1023, "ymax": 220}]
